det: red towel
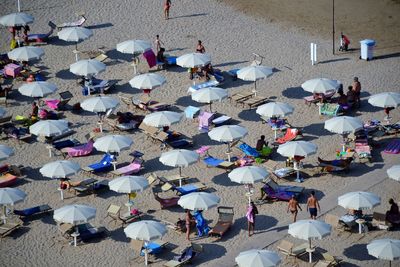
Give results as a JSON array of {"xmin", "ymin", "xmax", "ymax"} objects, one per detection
[{"xmin": 143, "ymin": 49, "xmax": 156, "ymax": 68}]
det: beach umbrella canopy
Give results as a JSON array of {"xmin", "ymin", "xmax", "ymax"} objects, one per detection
[
  {"xmin": 235, "ymin": 249, "xmax": 281, "ymax": 267},
  {"xmin": 109, "ymin": 175, "xmax": 149, "ymax": 194},
  {"xmin": 176, "ymin": 53, "xmax": 211, "ymax": 68},
  {"xmin": 81, "ymin": 96, "xmax": 119, "ymax": 113},
  {"xmin": 277, "ymin": 141, "xmax": 317, "ymax": 157},
  {"xmin": 18, "ymin": 81, "xmax": 57, "ymax": 98},
  {"xmin": 0, "ymin": 188, "xmax": 26, "ymax": 205},
  {"xmin": 0, "ymin": 12, "xmax": 34, "ymax": 26},
  {"xmin": 229, "ymin": 166, "xmax": 270, "ymax": 184},
  {"xmin": 237, "ymin": 65, "xmax": 274, "ymax": 82},
  {"xmin": 178, "ymin": 192, "xmax": 220, "ymax": 211},
  {"xmin": 40, "ymin": 160, "xmax": 80, "ymax": 179},
  {"xmin": 288, "ymin": 220, "xmax": 331, "ymax": 249},
  {"xmin": 256, "ymin": 102, "xmax": 294, "ymax": 118},
  {"xmin": 58, "ymin": 27, "xmax": 93, "ymax": 42},
  {"xmin": 117, "ymin": 40, "xmax": 152, "ymax": 54},
  {"xmin": 324, "ymin": 116, "xmax": 363, "ymax": 134},
  {"xmin": 192, "ymin": 87, "xmax": 228, "ymax": 111},
  {"xmin": 367, "ymin": 239, "xmax": 400, "ymax": 264},
  {"xmin": 387, "ymin": 165, "xmax": 400, "ymax": 181},
  {"xmin": 301, "ymin": 78, "xmax": 341, "ymax": 94},
  {"xmin": 124, "ymin": 220, "xmax": 167, "ymax": 241},
  {"xmin": 143, "ymin": 111, "xmax": 183, "ymax": 127},
  {"xmin": 338, "ymin": 191, "xmax": 381, "ymax": 210},
  {"xmin": 70, "ymin": 59, "xmax": 106, "ymax": 77},
  {"xmin": 368, "ymin": 92, "xmax": 400, "ymax": 108},
  {"xmin": 8, "ymin": 46, "xmax": 44, "ymax": 62},
  {"xmin": 94, "ymin": 135, "xmax": 132, "ymax": 153},
  {"xmin": 129, "ymin": 73, "xmax": 166, "ymax": 90},
  {"xmin": 0, "ymin": 107, "xmax": 6, "ymax": 118},
  {"xmin": 53, "ymin": 204, "xmax": 96, "ymax": 225},
  {"xmin": 29, "ymin": 120, "xmax": 69, "ymax": 137},
  {"xmin": 208, "ymin": 125, "xmax": 248, "ymax": 143},
  {"xmin": 0, "ymin": 145, "xmax": 14, "ymax": 160},
  {"xmin": 159, "ymin": 149, "xmax": 199, "ymax": 168}
]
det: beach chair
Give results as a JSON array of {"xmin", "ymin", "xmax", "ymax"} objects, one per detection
[
  {"xmin": 152, "ymin": 191, "xmax": 180, "ymax": 209},
  {"xmin": 55, "ymin": 14, "xmax": 86, "ymax": 30},
  {"xmin": 0, "ymin": 221, "xmax": 22, "ymax": 238},
  {"xmin": 184, "ymin": 106, "xmax": 200, "ymax": 119},
  {"xmin": 212, "ymin": 115, "xmax": 231, "ymax": 126},
  {"xmin": 314, "ymin": 253, "xmax": 343, "ymax": 267},
  {"xmin": 303, "ymin": 90, "xmax": 335, "ymax": 106},
  {"xmin": 72, "ymin": 179, "xmax": 109, "ymax": 196},
  {"xmin": 372, "ymin": 212, "xmax": 390, "ymax": 230},
  {"xmin": 131, "ymin": 239, "xmax": 169, "ymax": 262},
  {"xmin": 203, "ymin": 156, "xmax": 236, "ymax": 171},
  {"xmin": 208, "ymin": 206, "xmax": 234, "ymax": 238},
  {"xmin": 153, "ymin": 173, "xmax": 190, "ymax": 186},
  {"xmin": 277, "ymin": 240, "xmax": 309, "ymax": 259},
  {"xmin": 198, "ymin": 111, "xmax": 215, "ymax": 132},
  {"xmin": 272, "ymin": 128, "xmax": 301, "ymax": 146},
  {"xmin": 320, "ymin": 103, "xmax": 340, "ymax": 116},
  {"xmin": 75, "ymin": 223, "xmax": 108, "ymax": 243},
  {"xmin": 187, "ymin": 80, "xmax": 220, "ymax": 94},
  {"xmin": 240, "ymin": 95, "xmax": 269, "ymax": 109},
  {"xmin": 325, "ymin": 214, "xmax": 351, "ymax": 233},
  {"xmin": 163, "ymin": 243, "xmax": 203, "ymax": 267},
  {"xmin": 0, "ymin": 173, "xmax": 18, "ymax": 188},
  {"xmin": 318, "ymin": 157, "xmax": 353, "ymax": 173},
  {"xmin": 383, "ymin": 139, "xmax": 400, "ymax": 154},
  {"xmin": 105, "ymin": 204, "xmax": 142, "ymax": 225},
  {"xmin": 27, "ymin": 21, "xmax": 56, "ymax": 44},
  {"xmin": 82, "ymin": 79, "xmax": 117, "ymax": 95},
  {"xmin": 260, "ymin": 180, "xmax": 304, "ymax": 201},
  {"xmin": 60, "ymin": 139, "xmax": 94, "ymax": 158},
  {"xmin": 14, "ymin": 204, "xmax": 53, "ymax": 220},
  {"xmin": 355, "ymin": 138, "xmax": 372, "ymax": 162},
  {"xmin": 82, "ymin": 153, "xmax": 115, "ymax": 173},
  {"xmin": 110, "ymin": 160, "xmax": 143, "ymax": 176},
  {"xmin": 161, "ymin": 181, "xmax": 207, "ymax": 195},
  {"xmin": 229, "ymin": 91, "xmax": 254, "ymax": 104}
]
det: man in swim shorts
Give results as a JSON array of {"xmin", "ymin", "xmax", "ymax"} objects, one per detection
[{"xmin": 306, "ymin": 190, "xmax": 320, "ymax": 220}]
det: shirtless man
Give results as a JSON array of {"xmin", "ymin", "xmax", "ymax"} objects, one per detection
[
  {"xmin": 306, "ymin": 191, "xmax": 320, "ymax": 220},
  {"xmin": 287, "ymin": 195, "xmax": 302, "ymax": 222}
]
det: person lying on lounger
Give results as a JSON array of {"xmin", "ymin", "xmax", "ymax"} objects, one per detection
[{"xmin": 318, "ymin": 157, "xmax": 353, "ymax": 169}]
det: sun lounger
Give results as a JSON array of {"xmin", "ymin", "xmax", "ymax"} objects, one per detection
[
  {"xmin": 277, "ymin": 240, "xmax": 309, "ymax": 258},
  {"xmin": 212, "ymin": 115, "xmax": 231, "ymax": 126},
  {"xmin": 260, "ymin": 180, "xmax": 304, "ymax": 201},
  {"xmin": 55, "ymin": 15, "xmax": 86, "ymax": 30},
  {"xmin": 104, "ymin": 114, "xmax": 143, "ymax": 132},
  {"xmin": 61, "ymin": 139, "xmax": 94, "ymax": 158},
  {"xmin": 184, "ymin": 106, "xmax": 201, "ymax": 119},
  {"xmin": 272, "ymin": 128, "xmax": 302, "ymax": 146},
  {"xmin": 198, "ymin": 111, "xmax": 215, "ymax": 132},
  {"xmin": 161, "ymin": 181, "xmax": 207, "ymax": 195},
  {"xmin": 153, "ymin": 191, "xmax": 180, "ymax": 209},
  {"xmin": 303, "ymin": 90, "xmax": 335, "ymax": 106},
  {"xmin": 230, "ymin": 91, "xmax": 254, "ymax": 103},
  {"xmin": 110, "ymin": 161, "xmax": 143, "ymax": 176},
  {"xmin": 166, "ymin": 138, "xmax": 193, "ymax": 149},
  {"xmin": 105, "ymin": 204, "xmax": 142, "ymax": 225},
  {"xmin": 0, "ymin": 173, "xmax": 18, "ymax": 187},
  {"xmin": 318, "ymin": 157, "xmax": 353, "ymax": 173},
  {"xmin": 0, "ymin": 115, "xmax": 12, "ymax": 125},
  {"xmin": 355, "ymin": 138, "xmax": 372, "ymax": 162},
  {"xmin": 131, "ymin": 239, "xmax": 169, "ymax": 260},
  {"xmin": 203, "ymin": 156, "xmax": 236, "ymax": 171},
  {"xmin": 314, "ymin": 253, "xmax": 342, "ymax": 267},
  {"xmin": 208, "ymin": 206, "xmax": 234, "ymax": 238},
  {"xmin": 71, "ymin": 179, "xmax": 108, "ymax": 196},
  {"xmin": 240, "ymin": 95, "xmax": 269, "ymax": 109},
  {"xmin": 321, "ymin": 103, "xmax": 340, "ymax": 116},
  {"xmin": 0, "ymin": 222, "xmax": 22, "ymax": 238},
  {"xmin": 27, "ymin": 21, "xmax": 56, "ymax": 44},
  {"xmin": 325, "ymin": 214, "xmax": 351, "ymax": 233},
  {"xmin": 52, "ymin": 138, "xmax": 80, "ymax": 150},
  {"xmin": 187, "ymin": 80, "xmax": 220, "ymax": 94},
  {"xmin": 82, "ymin": 79, "xmax": 117, "ymax": 95},
  {"xmin": 153, "ymin": 173, "xmax": 190, "ymax": 187},
  {"xmin": 383, "ymin": 139, "xmax": 400, "ymax": 154},
  {"xmin": 227, "ymin": 68, "xmax": 240, "ymax": 80},
  {"xmin": 13, "ymin": 204, "xmax": 52, "ymax": 219},
  {"xmin": 82, "ymin": 153, "xmax": 115, "ymax": 173},
  {"xmin": 163, "ymin": 243, "xmax": 203, "ymax": 267},
  {"xmin": 76, "ymin": 223, "xmax": 108, "ymax": 243},
  {"xmin": 371, "ymin": 212, "xmax": 395, "ymax": 230}
]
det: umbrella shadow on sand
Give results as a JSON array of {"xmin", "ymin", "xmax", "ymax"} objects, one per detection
[
  {"xmin": 175, "ymin": 95, "xmax": 200, "ymax": 107},
  {"xmin": 211, "ymin": 172, "xmax": 238, "ymax": 187},
  {"xmin": 301, "ymin": 122, "xmax": 332, "ymax": 137},
  {"xmin": 109, "ymin": 227, "xmax": 130, "ymax": 243},
  {"xmin": 282, "ymin": 86, "xmax": 309, "ymax": 99},
  {"xmin": 343, "ymin": 243, "xmax": 375, "ymax": 261},
  {"xmin": 225, "ymin": 215, "xmax": 279, "ymax": 238},
  {"xmin": 55, "ymin": 69, "xmax": 77, "ymax": 80},
  {"xmin": 238, "ymin": 109, "xmax": 259, "ymax": 122},
  {"xmin": 195, "ymin": 243, "xmax": 227, "ymax": 264}
]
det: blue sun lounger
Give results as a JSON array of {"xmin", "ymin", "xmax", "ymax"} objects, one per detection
[
  {"xmin": 82, "ymin": 153, "xmax": 115, "ymax": 173},
  {"xmin": 187, "ymin": 80, "xmax": 220, "ymax": 94},
  {"xmin": 161, "ymin": 181, "xmax": 207, "ymax": 195},
  {"xmin": 52, "ymin": 139, "xmax": 80, "ymax": 150},
  {"xmin": 13, "ymin": 204, "xmax": 52, "ymax": 219},
  {"xmin": 203, "ymin": 156, "xmax": 236, "ymax": 170},
  {"xmin": 238, "ymin": 143, "xmax": 260, "ymax": 157},
  {"xmin": 227, "ymin": 68, "xmax": 240, "ymax": 80}
]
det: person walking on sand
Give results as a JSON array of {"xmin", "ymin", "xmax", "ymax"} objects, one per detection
[
  {"xmin": 164, "ymin": 0, "xmax": 171, "ymax": 20},
  {"xmin": 246, "ymin": 201, "xmax": 258, "ymax": 236},
  {"xmin": 287, "ymin": 195, "xmax": 302, "ymax": 222},
  {"xmin": 352, "ymin": 77, "xmax": 361, "ymax": 107},
  {"xmin": 196, "ymin": 40, "xmax": 205, "ymax": 53},
  {"xmin": 306, "ymin": 191, "xmax": 320, "ymax": 220},
  {"xmin": 154, "ymin": 35, "xmax": 164, "ymax": 52},
  {"xmin": 185, "ymin": 209, "xmax": 193, "ymax": 241}
]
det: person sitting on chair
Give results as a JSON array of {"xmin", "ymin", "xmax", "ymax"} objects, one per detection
[
  {"xmin": 386, "ymin": 198, "xmax": 400, "ymax": 224},
  {"xmin": 256, "ymin": 135, "xmax": 272, "ymax": 158},
  {"xmin": 31, "ymin": 102, "xmax": 39, "ymax": 119},
  {"xmin": 346, "ymin": 86, "xmax": 356, "ymax": 107}
]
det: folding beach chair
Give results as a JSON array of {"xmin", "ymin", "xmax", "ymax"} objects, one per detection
[
  {"xmin": 105, "ymin": 204, "xmax": 142, "ymax": 225},
  {"xmin": 229, "ymin": 91, "xmax": 254, "ymax": 104},
  {"xmin": 0, "ymin": 222, "xmax": 22, "ymax": 238},
  {"xmin": 110, "ymin": 161, "xmax": 143, "ymax": 176},
  {"xmin": 163, "ymin": 243, "xmax": 203, "ymax": 267},
  {"xmin": 81, "ymin": 153, "xmax": 115, "ymax": 173},
  {"xmin": 208, "ymin": 206, "xmax": 234, "ymax": 239}
]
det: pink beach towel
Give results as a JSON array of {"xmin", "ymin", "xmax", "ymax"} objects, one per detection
[
  {"xmin": 115, "ymin": 161, "xmax": 141, "ymax": 175},
  {"xmin": 246, "ymin": 205, "xmax": 254, "ymax": 223},
  {"xmin": 44, "ymin": 99, "xmax": 60, "ymax": 110},
  {"xmin": 65, "ymin": 140, "xmax": 94, "ymax": 157},
  {"xmin": 143, "ymin": 49, "xmax": 157, "ymax": 68}
]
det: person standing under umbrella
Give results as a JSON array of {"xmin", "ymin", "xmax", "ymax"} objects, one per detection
[
  {"xmin": 306, "ymin": 191, "xmax": 320, "ymax": 220},
  {"xmin": 185, "ymin": 210, "xmax": 194, "ymax": 241},
  {"xmin": 246, "ymin": 201, "xmax": 258, "ymax": 236}
]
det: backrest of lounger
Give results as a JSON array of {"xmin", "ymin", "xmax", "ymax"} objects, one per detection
[
  {"xmin": 161, "ymin": 182, "xmax": 173, "ymax": 191},
  {"xmin": 147, "ymin": 173, "xmax": 157, "ymax": 185},
  {"xmin": 267, "ymin": 180, "xmax": 279, "ymax": 191},
  {"xmin": 277, "ymin": 240, "xmax": 293, "ymax": 253},
  {"xmin": 191, "ymin": 243, "xmax": 203, "ymax": 253},
  {"xmin": 107, "ymin": 204, "xmax": 120, "ymax": 215}
]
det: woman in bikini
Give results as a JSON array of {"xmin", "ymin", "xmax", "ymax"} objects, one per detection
[
  {"xmin": 164, "ymin": 0, "xmax": 171, "ymax": 20},
  {"xmin": 196, "ymin": 40, "xmax": 205, "ymax": 53},
  {"xmin": 287, "ymin": 195, "xmax": 302, "ymax": 222}
]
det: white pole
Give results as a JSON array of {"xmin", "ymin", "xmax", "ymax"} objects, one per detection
[
  {"xmin": 17, "ymin": 0, "xmax": 21, "ymax": 12},
  {"xmin": 2, "ymin": 206, "xmax": 7, "ymax": 224},
  {"xmin": 179, "ymin": 167, "xmax": 182, "ymax": 187},
  {"xmin": 144, "ymin": 241, "xmax": 148, "ymax": 266}
]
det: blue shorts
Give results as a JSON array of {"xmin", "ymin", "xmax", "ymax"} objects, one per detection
[{"xmin": 309, "ymin": 208, "xmax": 318, "ymax": 217}]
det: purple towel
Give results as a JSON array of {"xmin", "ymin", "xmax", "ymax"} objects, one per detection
[
  {"xmin": 143, "ymin": 50, "xmax": 156, "ymax": 68},
  {"xmin": 384, "ymin": 139, "xmax": 400, "ymax": 154}
]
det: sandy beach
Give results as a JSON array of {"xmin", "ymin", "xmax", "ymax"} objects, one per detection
[{"xmin": 1, "ymin": 0, "xmax": 399, "ymax": 266}]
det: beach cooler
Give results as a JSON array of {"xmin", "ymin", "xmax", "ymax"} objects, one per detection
[
  {"xmin": 4, "ymin": 63, "xmax": 22, "ymax": 78},
  {"xmin": 360, "ymin": 39, "xmax": 375, "ymax": 61}
]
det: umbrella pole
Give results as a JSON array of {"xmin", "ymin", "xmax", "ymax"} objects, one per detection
[
  {"xmin": 226, "ymin": 143, "xmax": 231, "ymax": 162},
  {"xmin": 209, "ymin": 103, "xmax": 212, "ymax": 113},
  {"xmin": 126, "ymin": 194, "xmax": 132, "ymax": 214},
  {"xmin": 75, "ymin": 43, "xmax": 79, "ymax": 62},
  {"xmin": 253, "ymin": 81, "xmax": 257, "ymax": 96},
  {"xmin": 72, "ymin": 226, "xmax": 80, "ymax": 247},
  {"xmin": 342, "ymin": 134, "xmax": 347, "ymax": 153},
  {"xmin": 144, "ymin": 241, "xmax": 148, "ymax": 266},
  {"xmin": 179, "ymin": 167, "xmax": 182, "ymax": 187},
  {"xmin": 17, "ymin": 0, "xmax": 21, "ymax": 12},
  {"xmin": 2, "ymin": 206, "xmax": 7, "ymax": 224},
  {"xmin": 308, "ymin": 240, "xmax": 313, "ymax": 263}
]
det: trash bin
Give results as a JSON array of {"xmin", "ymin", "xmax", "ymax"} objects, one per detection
[{"xmin": 360, "ymin": 39, "xmax": 375, "ymax": 61}]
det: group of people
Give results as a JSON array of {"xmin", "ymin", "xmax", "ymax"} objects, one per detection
[
  {"xmin": 184, "ymin": 209, "xmax": 210, "ymax": 241},
  {"xmin": 336, "ymin": 77, "xmax": 362, "ymax": 110},
  {"xmin": 9, "ymin": 25, "xmax": 30, "ymax": 49}
]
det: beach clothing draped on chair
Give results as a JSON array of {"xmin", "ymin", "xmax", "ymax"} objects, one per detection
[
  {"xmin": 194, "ymin": 211, "xmax": 210, "ymax": 237},
  {"xmin": 61, "ymin": 139, "xmax": 94, "ymax": 158},
  {"xmin": 198, "ymin": 111, "xmax": 215, "ymax": 132},
  {"xmin": 208, "ymin": 206, "xmax": 234, "ymax": 238}
]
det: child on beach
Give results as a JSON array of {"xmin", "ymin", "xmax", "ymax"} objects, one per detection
[
  {"xmin": 306, "ymin": 191, "xmax": 320, "ymax": 219},
  {"xmin": 246, "ymin": 201, "xmax": 258, "ymax": 236},
  {"xmin": 287, "ymin": 195, "xmax": 302, "ymax": 222},
  {"xmin": 164, "ymin": 0, "xmax": 171, "ymax": 20}
]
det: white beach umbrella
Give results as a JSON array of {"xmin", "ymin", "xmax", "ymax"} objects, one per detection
[
  {"xmin": 18, "ymin": 81, "xmax": 57, "ymax": 98},
  {"xmin": 288, "ymin": 219, "xmax": 332, "ymax": 263},
  {"xmin": 176, "ymin": 53, "xmax": 211, "ymax": 68},
  {"xmin": 192, "ymin": 87, "xmax": 228, "ymax": 112},
  {"xmin": 0, "ymin": 107, "xmax": 6, "ymax": 118},
  {"xmin": 0, "ymin": 12, "xmax": 34, "ymax": 26},
  {"xmin": 387, "ymin": 165, "xmax": 400, "ymax": 181},
  {"xmin": 277, "ymin": 141, "xmax": 317, "ymax": 158},
  {"xmin": 367, "ymin": 239, "xmax": 400, "ymax": 267},
  {"xmin": 58, "ymin": 27, "xmax": 93, "ymax": 42},
  {"xmin": 29, "ymin": 120, "xmax": 69, "ymax": 137},
  {"xmin": 237, "ymin": 65, "xmax": 274, "ymax": 95},
  {"xmin": 338, "ymin": 191, "xmax": 381, "ymax": 210},
  {"xmin": 81, "ymin": 96, "xmax": 119, "ymax": 113},
  {"xmin": 94, "ymin": 135, "xmax": 133, "ymax": 154},
  {"xmin": 256, "ymin": 102, "xmax": 294, "ymax": 118},
  {"xmin": 229, "ymin": 166, "xmax": 270, "ymax": 184},
  {"xmin": 301, "ymin": 78, "xmax": 341, "ymax": 94},
  {"xmin": 0, "ymin": 187, "xmax": 26, "ymax": 223},
  {"xmin": 368, "ymin": 92, "xmax": 400, "ymax": 108},
  {"xmin": 235, "ymin": 249, "xmax": 281, "ymax": 267},
  {"xmin": 109, "ymin": 175, "xmax": 149, "ymax": 194},
  {"xmin": 208, "ymin": 125, "xmax": 248, "ymax": 161},
  {"xmin": 8, "ymin": 46, "xmax": 44, "ymax": 62},
  {"xmin": 70, "ymin": 59, "xmax": 106, "ymax": 77},
  {"xmin": 129, "ymin": 73, "xmax": 166, "ymax": 91},
  {"xmin": 324, "ymin": 116, "xmax": 363, "ymax": 134},
  {"xmin": 159, "ymin": 149, "xmax": 199, "ymax": 185},
  {"xmin": 117, "ymin": 40, "xmax": 152, "ymax": 54},
  {"xmin": 178, "ymin": 192, "xmax": 220, "ymax": 211},
  {"xmin": 54, "ymin": 204, "xmax": 96, "ymax": 246},
  {"xmin": 40, "ymin": 160, "xmax": 80, "ymax": 179},
  {"xmin": 143, "ymin": 111, "xmax": 183, "ymax": 127},
  {"xmin": 0, "ymin": 145, "xmax": 14, "ymax": 160},
  {"xmin": 124, "ymin": 220, "xmax": 167, "ymax": 265}
]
